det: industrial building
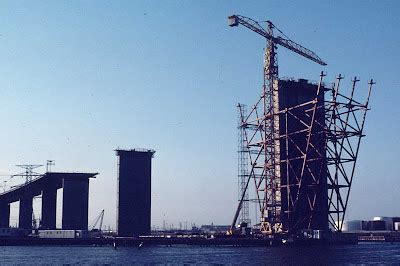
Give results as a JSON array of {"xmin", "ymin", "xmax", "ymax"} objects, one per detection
[
  {"xmin": 0, "ymin": 172, "xmax": 97, "ymax": 230},
  {"xmin": 116, "ymin": 149, "xmax": 155, "ymax": 237}
]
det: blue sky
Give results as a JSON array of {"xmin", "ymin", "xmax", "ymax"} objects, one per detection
[{"xmin": 0, "ymin": 1, "xmax": 399, "ymax": 229}]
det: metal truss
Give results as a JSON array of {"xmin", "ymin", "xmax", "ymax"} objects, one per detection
[
  {"xmin": 228, "ymin": 15, "xmax": 373, "ymax": 236},
  {"xmin": 230, "ymin": 32, "xmax": 281, "ymax": 234},
  {"xmin": 229, "ymin": 14, "xmax": 328, "ymax": 236},
  {"xmin": 14, "ymin": 164, "xmax": 43, "ymax": 184},
  {"xmin": 237, "ymin": 104, "xmax": 250, "ymax": 225},
  {"xmin": 326, "ymin": 75, "xmax": 374, "ymax": 231},
  {"xmin": 231, "ymin": 72, "xmax": 373, "ymax": 235}
]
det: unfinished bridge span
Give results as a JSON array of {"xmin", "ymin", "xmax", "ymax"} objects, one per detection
[{"xmin": 0, "ymin": 172, "xmax": 97, "ymax": 230}]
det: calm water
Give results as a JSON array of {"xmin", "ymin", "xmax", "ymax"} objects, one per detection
[{"xmin": 0, "ymin": 243, "xmax": 400, "ymax": 264}]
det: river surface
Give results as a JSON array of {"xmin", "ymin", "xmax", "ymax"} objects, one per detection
[{"xmin": 0, "ymin": 243, "xmax": 400, "ymax": 264}]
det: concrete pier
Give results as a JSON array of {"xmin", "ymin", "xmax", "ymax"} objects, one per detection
[
  {"xmin": 116, "ymin": 149, "xmax": 155, "ymax": 237},
  {"xmin": 62, "ymin": 178, "xmax": 89, "ymax": 230},
  {"xmin": 19, "ymin": 194, "xmax": 33, "ymax": 229},
  {"xmin": 41, "ymin": 179, "xmax": 58, "ymax": 229},
  {"xmin": 0, "ymin": 202, "xmax": 10, "ymax": 228}
]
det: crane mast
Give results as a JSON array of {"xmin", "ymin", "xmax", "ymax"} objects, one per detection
[{"xmin": 228, "ymin": 14, "xmax": 326, "ymax": 235}]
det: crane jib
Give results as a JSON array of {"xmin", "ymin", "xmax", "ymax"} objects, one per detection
[{"xmin": 228, "ymin": 14, "xmax": 327, "ymax": 66}]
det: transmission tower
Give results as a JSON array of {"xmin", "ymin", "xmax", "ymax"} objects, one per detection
[{"xmin": 14, "ymin": 164, "xmax": 43, "ymax": 184}]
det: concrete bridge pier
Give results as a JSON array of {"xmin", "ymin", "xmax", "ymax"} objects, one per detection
[
  {"xmin": 41, "ymin": 180, "xmax": 58, "ymax": 229},
  {"xmin": 19, "ymin": 194, "xmax": 34, "ymax": 229},
  {"xmin": 62, "ymin": 178, "xmax": 89, "ymax": 230},
  {"xmin": 0, "ymin": 202, "xmax": 10, "ymax": 228}
]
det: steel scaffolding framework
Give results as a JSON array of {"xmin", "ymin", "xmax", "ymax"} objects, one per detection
[
  {"xmin": 237, "ymin": 104, "xmax": 250, "ymax": 225},
  {"xmin": 228, "ymin": 14, "xmax": 327, "ymax": 235},
  {"xmin": 325, "ymin": 75, "xmax": 374, "ymax": 231},
  {"xmin": 228, "ymin": 14, "xmax": 373, "ymax": 236},
  {"xmin": 232, "ymin": 74, "xmax": 373, "ymax": 235}
]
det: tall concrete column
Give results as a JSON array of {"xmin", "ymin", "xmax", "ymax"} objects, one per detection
[
  {"xmin": 0, "ymin": 202, "xmax": 10, "ymax": 228},
  {"xmin": 19, "ymin": 195, "xmax": 33, "ymax": 229},
  {"xmin": 41, "ymin": 180, "xmax": 58, "ymax": 229},
  {"xmin": 62, "ymin": 178, "xmax": 89, "ymax": 230},
  {"xmin": 116, "ymin": 149, "xmax": 154, "ymax": 237}
]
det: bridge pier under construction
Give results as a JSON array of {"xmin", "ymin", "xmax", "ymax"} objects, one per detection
[
  {"xmin": 41, "ymin": 178, "xmax": 58, "ymax": 229},
  {"xmin": 19, "ymin": 194, "xmax": 34, "ymax": 229},
  {"xmin": 0, "ymin": 202, "xmax": 10, "ymax": 228},
  {"xmin": 0, "ymin": 172, "xmax": 97, "ymax": 230}
]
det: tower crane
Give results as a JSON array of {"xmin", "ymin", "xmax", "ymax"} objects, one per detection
[
  {"xmin": 228, "ymin": 15, "xmax": 326, "ymax": 235},
  {"xmin": 228, "ymin": 15, "xmax": 326, "ymax": 79}
]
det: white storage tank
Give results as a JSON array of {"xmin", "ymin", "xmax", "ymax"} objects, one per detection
[
  {"xmin": 392, "ymin": 218, "xmax": 400, "ymax": 231},
  {"xmin": 342, "ymin": 220, "xmax": 364, "ymax": 232},
  {"xmin": 394, "ymin": 222, "xmax": 400, "ymax": 231},
  {"xmin": 373, "ymin": 217, "xmax": 393, "ymax": 231}
]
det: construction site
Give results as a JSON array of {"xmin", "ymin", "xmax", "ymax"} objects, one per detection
[
  {"xmin": 0, "ymin": 14, "xmax": 390, "ymax": 246},
  {"xmin": 227, "ymin": 14, "xmax": 374, "ymax": 242}
]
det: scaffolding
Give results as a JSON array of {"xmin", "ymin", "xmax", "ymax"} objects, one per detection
[
  {"xmin": 237, "ymin": 104, "xmax": 250, "ymax": 225},
  {"xmin": 228, "ymin": 14, "xmax": 326, "ymax": 235},
  {"xmin": 326, "ymin": 76, "xmax": 374, "ymax": 231},
  {"xmin": 230, "ymin": 21, "xmax": 282, "ymax": 234},
  {"xmin": 228, "ymin": 14, "xmax": 373, "ymax": 236},
  {"xmin": 232, "ymin": 74, "xmax": 373, "ymax": 235}
]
